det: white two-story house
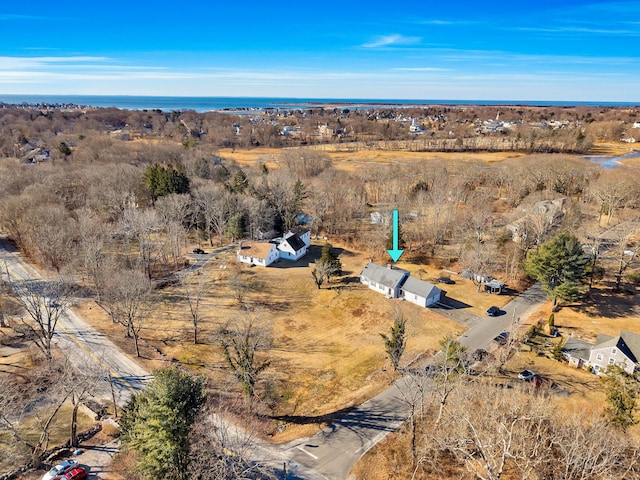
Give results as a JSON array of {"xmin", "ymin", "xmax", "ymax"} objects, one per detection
[{"xmin": 588, "ymin": 330, "xmax": 640, "ymax": 375}]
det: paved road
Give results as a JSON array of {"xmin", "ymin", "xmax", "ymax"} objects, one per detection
[
  {"xmin": 279, "ymin": 283, "xmax": 548, "ymax": 479},
  {"xmin": 0, "ymin": 238, "xmax": 152, "ymax": 405}
]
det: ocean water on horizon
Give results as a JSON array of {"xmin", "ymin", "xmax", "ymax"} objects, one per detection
[{"xmin": 1, "ymin": 94, "xmax": 638, "ymax": 112}]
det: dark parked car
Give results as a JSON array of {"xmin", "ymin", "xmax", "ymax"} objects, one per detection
[
  {"xmin": 494, "ymin": 332, "xmax": 509, "ymax": 345},
  {"xmin": 486, "ymin": 306, "xmax": 500, "ymax": 316},
  {"xmin": 437, "ymin": 276, "xmax": 455, "ymax": 285},
  {"xmin": 192, "ymin": 248, "xmax": 205, "ymax": 254},
  {"xmin": 471, "ymin": 348, "xmax": 490, "ymax": 362}
]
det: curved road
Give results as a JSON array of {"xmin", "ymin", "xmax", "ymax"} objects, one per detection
[
  {"xmin": 0, "ymin": 238, "xmax": 152, "ymax": 404},
  {"xmin": 277, "ymin": 283, "xmax": 548, "ymax": 479},
  {"xmin": 1, "ymin": 237, "xmax": 548, "ymax": 479}
]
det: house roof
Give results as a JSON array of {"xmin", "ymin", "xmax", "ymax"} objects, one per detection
[
  {"xmin": 239, "ymin": 242, "xmax": 275, "ymax": 260},
  {"xmin": 282, "ymin": 234, "xmax": 306, "ymax": 252},
  {"xmin": 289, "ymin": 227, "xmax": 310, "ymax": 237},
  {"xmin": 563, "ymin": 337, "xmax": 592, "ymax": 362},
  {"xmin": 360, "ymin": 262, "xmax": 409, "ymax": 289},
  {"xmin": 401, "ymin": 277, "xmax": 440, "ymax": 298},
  {"xmin": 593, "ymin": 330, "xmax": 640, "ymax": 363}
]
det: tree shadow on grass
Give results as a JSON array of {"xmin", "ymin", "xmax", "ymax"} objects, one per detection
[{"xmin": 574, "ymin": 288, "xmax": 640, "ymax": 319}]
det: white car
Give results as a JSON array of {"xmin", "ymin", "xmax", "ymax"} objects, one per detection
[
  {"xmin": 518, "ymin": 370, "xmax": 537, "ymax": 381},
  {"xmin": 42, "ymin": 459, "xmax": 78, "ymax": 480}
]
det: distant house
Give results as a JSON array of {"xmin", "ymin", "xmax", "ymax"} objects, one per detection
[
  {"xmin": 588, "ymin": 330, "xmax": 640, "ymax": 375},
  {"xmin": 237, "ymin": 242, "xmax": 279, "ymax": 267},
  {"xmin": 401, "ymin": 277, "xmax": 442, "ymax": 307},
  {"xmin": 562, "ymin": 337, "xmax": 592, "ymax": 369},
  {"xmin": 409, "ymin": 118, "xmax": 425, "ymax": 133},
  {"xmin": 360, "ymin": 262, "xmax": 409, "ymax": 298}
]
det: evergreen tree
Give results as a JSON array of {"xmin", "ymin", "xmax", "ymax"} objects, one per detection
[
  {"xmin": 524, "ymin": 233, "xmax": 590, "ymax": 310},
  {"xmin": 229, "ymin": 169, "xmax": 249, "ymax": 194},
  {"xmin": 380, "ymin": 309, "xmax": 407, "ymax": 371},
  {"xmin": 120, "ymin": 368, "xmax": 207, "ymax": 480},
  {"xmin": 319, "ymin": 242, "xmax": 342, "ymax": 281},
  {"xmin": 225, "ymin": 213, "xmax": 246, "ymax": 241},
  {"xmin": 385, "ymin": 221, "xmax": 406, "ymax": 251},
  {"xmin": 284, "ymin": 179, "xmax": 307, "ymax": 230},
  {"xmin": 143, "ymin": 163, "xmax": 190, "ymax": 202},
  {"xmin": 602, "ymin": 364, "xmax": 639, "ymax": 431}
]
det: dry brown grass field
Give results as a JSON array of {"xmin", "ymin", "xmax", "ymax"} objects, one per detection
[
  {"xmin": 219, "ymin": 142, "xmax": 640, "ymax": 173},
  {"xmin": 75, "ymin": 241, "xmax": 478, "ymax": 439}
]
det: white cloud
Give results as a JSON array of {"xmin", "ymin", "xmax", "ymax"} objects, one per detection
[
  {"xmin": 362, "ymin": 35, "xmax": 421, "ymax": 48},
  {"xmin": 0, "ymin": 56, "xmax": 112, "ymax": 69}
]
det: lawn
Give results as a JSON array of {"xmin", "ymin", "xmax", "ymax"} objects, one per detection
[{"xmin": 76, "ymin": 241, "xmax": 471, "ymax": 440}]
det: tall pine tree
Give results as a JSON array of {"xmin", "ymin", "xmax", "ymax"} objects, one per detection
[
  {"xmin": 120, "ymin": 368, "xmax": 206, "ymax": 480},
  {"xmin": 524, "ymin": 233, "xmax": 590, "ymax": 311}
]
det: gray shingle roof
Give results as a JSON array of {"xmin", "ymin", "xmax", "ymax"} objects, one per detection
[
  {"xmin": 401, "ymin": 277, "xmax": 440, "ymax": 299},
  {"xmin": 360, "ymin": 262, "xmax": 409, "ymax": 289},
  {"xmin": 620, "ymin": 330, "xmax": 640, "ymax": 363},
  {"xmin": 593, "ymin": 330, "xmax": 640, "ymax": 363},
  {"xmin": 563, "ymin": 337, "xmax": 592, "ymax": 362}
]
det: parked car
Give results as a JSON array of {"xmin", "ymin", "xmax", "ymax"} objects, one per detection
[
  {"xmin": 494, "ymin": 332, "xmax": 509, "ymax": 345},
  {"xmin": 64, "ymin": 467, "xmax": 88, "ymax": 480},
  {"xmin": 471, "ymin": 348, "xmax": 490, "ymax": 362},
  {"xmin": 437, "ymin": 276, "xmax": 455, "ymax": 285},
  {"xmin": 42, "ymin": 460, "xmax": 78, "ymax": 480},
  {"xmin": 192, "ymin": 248, "xmax": 205, "ymax": 254},
  {"xmin": 486, "ymin": 306, "xmax": 500, "ymax": 316},
  {"xmin": 518, "ymin": 369, "xmax": 537, "ymax": 381}
]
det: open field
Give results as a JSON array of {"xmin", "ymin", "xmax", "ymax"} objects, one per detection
[
  {"xmin": 218, "ymin": 142, "xmax": 640, "ymax": 173},
  {"xmin": 72, "ymin": 241, "xmax": 495, "ymax": 440}
]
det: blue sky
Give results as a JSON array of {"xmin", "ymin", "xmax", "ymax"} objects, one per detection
[{"xmin": 1, "ymin": 1, "xmax": 639, "ymax": 100}]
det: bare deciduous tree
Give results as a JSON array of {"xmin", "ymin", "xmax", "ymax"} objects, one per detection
[
  {"xmin": 219, "ymin": 313, "xmax": 271, "ymax": 408},
  {"xmin": 181, "ymin": 272, "xmax": 210, "ymax": 344},
  {"xmin": 100, "ymin": 268, "xmax": 152, "ymax": 357},
  {"xmin": 4, "ymin": 272, "xmax": 74, "ymax": 362}
]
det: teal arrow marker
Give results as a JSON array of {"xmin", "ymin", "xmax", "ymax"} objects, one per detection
[{"xmin": 387, "ymin": 209, "xmax": 404, "ymax": 262}]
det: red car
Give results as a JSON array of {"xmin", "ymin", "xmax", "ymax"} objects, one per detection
[{"xmin": 64, "ymin": 467, "xmax": 88, "ymax": 480}]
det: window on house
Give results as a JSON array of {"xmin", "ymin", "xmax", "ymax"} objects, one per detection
[
  {"xmin": 611, "ymin": 348, "xmax": 617, "ymax": 355},
  {"xmin": 609, "ymin": 358, "xmax": 616, "ymax": 365},
  {"xmin": 596, "ymin": 353, "xmax": 603, "ymax": 361}
]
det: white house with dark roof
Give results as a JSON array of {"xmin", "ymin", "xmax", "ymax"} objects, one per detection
[
  {"xmin": 237, "ymin": 231, "xmax": 309, "ymax": 267},
  {"xmin": 401, "ymin": 277, "xmax": 442, "ymax": 307},
  {"xmin": 360, "ymin": 262, "xmax": 410, "ymax": 299},
  {"xmin": 588, "ymin": 330, "xmax": 640, "ymax": 375},
  {"xmin": 286, "ymin": 227, "xmax": 311, "ymax": 248},
  {"xmin": 276, "ymin": 233, "xmax": 308, "ymax": 261}
]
